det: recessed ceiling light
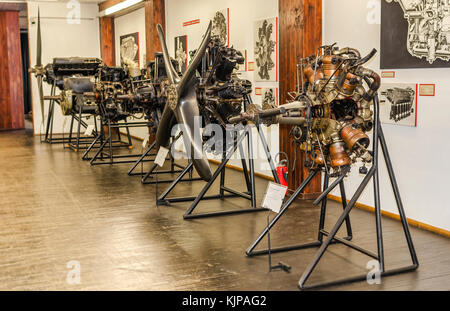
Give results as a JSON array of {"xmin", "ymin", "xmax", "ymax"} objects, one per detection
[{"xmin": 102, "ymin": 0, "xmax": 143, "ymax": 16}]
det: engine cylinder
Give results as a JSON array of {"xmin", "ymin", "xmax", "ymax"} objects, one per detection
[
  {"xmin": 341, "ymin": 124, "xmax": 370, "ymax": 151},
  {"xmin": 329, "ymin": 141, "xmax": 351, "ymax": 168}
]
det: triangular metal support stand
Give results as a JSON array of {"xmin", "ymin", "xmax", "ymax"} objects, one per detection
[
  {"xmin": 157, "ymin": 95, "xmax": 281, "ymax": 220},
  {"xmin": 127, "ymin": 134, "xmax": 203, "ymax": 185},
  {"xmin": 246, "ymin": 94, "xmax": 419, "ymax": 290}
]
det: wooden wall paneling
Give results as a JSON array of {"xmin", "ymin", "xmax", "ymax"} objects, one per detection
[
  {"xmin": 279, "ymin": 0, "xmax": 322, "ymax": 198},
  {"xmin": 98, "ymin": 0, "xmax": 123, "ymax": 13},
  {"xmin": 99, "ymin": 16, "xmax": 115, "ymax": 66},
  {"xmin": 0, "ymin": 11, "xmax": 24, "ymax": 130},
  {"xmin": 145, "ymin": 0, "xmax": 165, "ymax": 63}
]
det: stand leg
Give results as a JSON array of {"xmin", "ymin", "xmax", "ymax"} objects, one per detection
[
  {"xmin": 256, "ymin": 124, "xmax": 280, "ymax": 183},
  {"xmin": 184, "ymin": 131, "xmax": 247, "ymax": 218},
  {"xmin": 76, "ymin": 104, "xmax": 82, "ymax": 151},
  {"xmin": 339, "ymin": 181, "xmax": 353, "ymax": 240},
  {"xmin": 298, "ymin": 166, "xmax": 376, "ymax": 289},
  {"xmin": 157, "ymin": 162, "xmax": 195, "ymax": 204},
  {"xmin": 247, "ymin": 127, "xmax": 257, "ymax": 209},
  {"xmin": 128, "ymin": 141, "xmax": 156, "ymax": 175},
  {"xmin": 68, "ymin": 113, "xmax": 75, "ymax": 146},
  {"xmin": 378, "ymin": 126, "xmax": 419, "ymax": 266},
  {"xmin": 238, "ymin": 141, "xmax": 251, "ymax": 194},
  {"xmin": 317, "ymin": 173, "xmax": 330, "ymax": 242},
  {"xmin": 90, "ymin": 135, "xmax": 111, "ymax": 165},
  {"xmin": 313, "ymin": 167, "xmax": 349, "ymax": 205},
  {"xmin": 45, "ymin": 85, "xmax": 55, "ymax": 142},
  {"xmin": 246, "ymin": 169, "xmax": 319, "ymax": 256}
]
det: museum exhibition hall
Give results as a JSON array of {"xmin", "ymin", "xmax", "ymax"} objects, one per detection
[{"xmin": 0, "ymin": 0, "xmax": 449, "ymax": 294}]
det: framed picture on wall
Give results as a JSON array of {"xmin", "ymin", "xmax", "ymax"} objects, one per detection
[
  {"xmin": 262, "ymin": 87, "xmax": 278, "ymax": 107},
  {"xmin": 254, "ymin": 17, "xmax": 278, "ymax": 82},
  {"xmin": 379, "ymin": 83, "xmax": 418, "ymax": 127},
  {"xmin": 211, "ymin": 8, "xmax": 229, "ymax": 46},
  {"xmin": 174, "ymin": 35, "xmax": 188, "ymax": 74},
  {"xmin": 381, "ymin": 0, "xmax": 450, "ymax": 69},
  {"xmin": 120, "ymin": 32, "xmax": 140, "ymax": 68},
  {"xmin": 236, "ymin": 49, "xmax": 247, "ymax": 72}
]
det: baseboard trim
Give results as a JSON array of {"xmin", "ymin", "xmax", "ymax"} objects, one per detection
[
  {"xmin": 328, "ymin": 194, "xmax": 450, "ymax": 239},
  {"xmin": 208, "ymin": 159, "xmax": 274, "ymax": 182}
]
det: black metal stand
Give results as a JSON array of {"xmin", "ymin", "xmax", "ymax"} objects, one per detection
[
  {"xmin": 82, "ymin": 118, "xmax": 151, "ymax": 165},
  {"xmin": 246, "ymin": 94, "xmax": 419, "ymax": 290},
  {"xmin": 42, "ymin": 84, "xmax": 98, "ymax": 147},
  {"xmin": 156, "ymin": 121, "xmax": 280, "ymax": 220},
  {"xmin": 267, "ymin": 212, "xmax": 291, "ymax": 273},
  {"xmin": 127, "ymin": 136, "xmax": 201, "ymax": 185}
]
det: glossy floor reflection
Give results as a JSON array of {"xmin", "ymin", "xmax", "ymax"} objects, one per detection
[{"xmin": 0, "ymin": 130, "xmax": 449, "ymax": 290}]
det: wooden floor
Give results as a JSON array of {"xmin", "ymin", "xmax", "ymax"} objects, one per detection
[{"xmin": 0, "ymin": 130, "xmax": 449, "ymax": 291}]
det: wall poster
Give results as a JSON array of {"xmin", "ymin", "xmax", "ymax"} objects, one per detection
[
  {"xmin": 379, "ymin": 83, "xmax": 418, "ymax": 127},
  {"xmin": 211, "ymin": 8, "xmax": 229, "ymax": 46},
  {"xmin": 381, "ymin": 0, "xmax": 450, "ymax": 69},
  {"xmin": 174, "ymin": 35, "xmax": 188, "ymax": 74},
  {"xmin": 120, "ymin": 32, "xmax": 140, "ymax": 68},
  {"xmin": 253, "ymin": 17, "xmax": 278, "ymax": 82}
]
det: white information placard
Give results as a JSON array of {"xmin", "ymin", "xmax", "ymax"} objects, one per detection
[
  {"xmin": 154, "ymin": 146, "xmax": 169, "ymax": 167},
  {"xmin": 261, "ymin": 182, "xmax": 288, "ymax": 214},
  {"xmin": 84, "ymin": 125, "xmax": 95, "ymax": 136},
  {"xmin": 142, "ymin": 134, "xmax": 150, "ymax": 148}
]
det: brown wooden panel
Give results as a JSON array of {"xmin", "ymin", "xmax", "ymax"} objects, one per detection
[
  {"xmin": 98, "ymin": 0, "xmax": 124, "ymax": 13},
  {"xmin": 99, "ymin": 16, "xmax": 115, "ymax": 66},
  {"xmin": 145, "ymin": 0, "xmax": 165, "ymax": 63},
  {"xmin": 0, "ymin": 11, "xmax": 24, "ymax": 130},
  {"xmin": 279, "ymin": 0, "xmax": 322, "ymax": 197}
]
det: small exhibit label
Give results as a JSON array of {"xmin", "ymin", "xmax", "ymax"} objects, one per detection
[
  {"xmin": 84, "ymin": 125, "xmax": 95, "ymax": 136},
  {"xmin": 261, "ymin": 182, "xmax": 288, "ymax": 213},
  {"xmin": 154, "ymin": 146, "xmax": 169, "ymax": 167},
  {"xmin": 183, "ymin": 19, "xmax": 200, "ymax": 27},
  {"xmin": 381, "ymin": 71, "xmax": 396, "ymax": 78},
  {"xmin": 142, "ymin": 134, "xmax": 150, "ymax": 148},
  {"xmin": 419, "ymin": 84, "xmax": 435, "ymax": 96}
]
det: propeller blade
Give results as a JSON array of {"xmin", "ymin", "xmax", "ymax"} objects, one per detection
[
  {"xmin": 155, "ymin": 103, "xmax": 176, "ymax": 148},
  {"xmin": 37, "ymin": 76, "xmax": 45, "ymax": 121},
  {"xmin": 156, "ymin": 24, "xmax": 180, "ymax": 85},
  {"xmin": 36, "ymin": 7, "xmax": 42, "ymax": 67},
  {"xmin": 175, "ymin": 80, "xmax": 212, "ymax": 182},
  {"xmin": 177, "ymin": 21, "xmax": 212, "ymax": 95}
]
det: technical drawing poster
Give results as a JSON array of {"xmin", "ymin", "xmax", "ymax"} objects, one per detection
[{"xmin": 381, "ymin": 0, "xmax": 450, "ymax": 68}]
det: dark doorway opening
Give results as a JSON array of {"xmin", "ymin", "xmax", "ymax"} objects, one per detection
[{"xmin": 21, "ymin": 30, "xmax": 32, "ymax": 117}]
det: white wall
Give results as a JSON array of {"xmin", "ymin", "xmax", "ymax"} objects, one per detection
[
  {"xmin": 114, "ymin": 7, "xmax": 148, "ymax": 139},
  {"xmin": 165, "ymin": 0, "xmax": 280, "ymax": 176},
  {"xmin": 28, "ymin": 1, "xmax": 101, "ymax": 135},
  {"xmin": 323, "ymin": 0, "xmax": 450, "ymax": 231}
]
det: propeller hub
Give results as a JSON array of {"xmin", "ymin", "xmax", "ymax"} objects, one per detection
[{"xmin": 166, "ymin": 84, "xmax": 179, "ymax": 111}]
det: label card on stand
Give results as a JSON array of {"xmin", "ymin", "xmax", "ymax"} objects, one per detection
[
  {"xmin": 142, "ymin": 134, "xmax": 150, "ymax": 148},
  {"xmin": 84, "ymin": 125, "xmax": 95, "ymax": 136},
  {"xmin": 154, "ymin": 146, "xmax": 169, "ymax": 167},
  {"xmin": 261, "ymin": 182, "xmax": 288, "ymax": 213}
]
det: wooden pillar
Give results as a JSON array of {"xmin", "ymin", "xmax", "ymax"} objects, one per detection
[
  {"xmin": 145, "ymin": 0, "xmax": 165, "ymax": 63},
  {"xmin": 99, "ymin": 16, "xmax": 115, "ymax": 66},
  {"xmin": 0, "ymin": 11, "xmax": 24, "ymax": 131},
  {"xmin": 279, "ymin": 0, "xmax": 322, "ymax": 198}
]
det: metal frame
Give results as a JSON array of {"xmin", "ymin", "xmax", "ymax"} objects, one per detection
[
  {"xmin": 81, "ymin": 117, "xmax": 152, "ymax": 165},
  {"xmin": 156, "ymin": 119, "xmax": 281, "ymax": 220},
  {"xmin": 127, "ymin": 136, "xmax": 203, "ymax": 185},
  {"xmin": 42, "ymin": 84, "xmax": 98, "ymax": 147},
  {"xmin": 246, "ymin": 94, "xmax": 419, "ymax": 290}
]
